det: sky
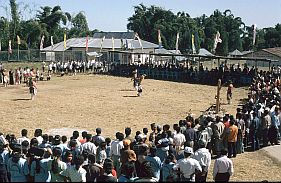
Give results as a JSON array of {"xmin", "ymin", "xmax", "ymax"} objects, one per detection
[{"xmin": 1, "ymin": 0, "xmax": 281, "ymax": 32}]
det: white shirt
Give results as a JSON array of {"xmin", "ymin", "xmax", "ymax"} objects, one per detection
[
  {"xmin": 213, "ymin": 155, "xmax": 234, "ymax": 179},
  {"xmin": 173, "ymin": 132, "xmax": 186, "ymax": 148},
  {"xmin": 81, "ymin": 141, "xmax": 97, "ymax": 155},
  {"xmin": 110, "ymin": 140, "xmax": 123, "ymax": 156},
  {"xmin": 17, "ymin": 136, "xmax": 30, "ymax": 146},
  {"xmin": 174, "ymin": 158, "xmax": 202, "ymax": 181},
  {"xmin": 192, "ymin": 148, "xmax": 211, "ymax": 172},
  {"xmin": 36, "ymin": 136, "xmax": 43, "ymax": 145},
  {"xmin": 61, "ymin": 166, "xmax": 87, "ymax": 182}
]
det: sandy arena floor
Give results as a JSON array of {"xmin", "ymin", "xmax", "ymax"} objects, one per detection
[{"xmin": 1, "ymin": 73, "xmax": 281, "ymax": 181}]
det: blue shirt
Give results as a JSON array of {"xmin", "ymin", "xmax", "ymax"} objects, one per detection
[
  {"xmin": 271, "ymin": 112, "xmax": 279, "ymax": 128},
  {"xmin": 145, "ymin": 155, "xmax": 162, "ymax": 181},
  {"xmin": 30, "ymin": 158, "xmax": 51, "ymax": 182},
  {"xmin": 0, "ymin": 150, "xmax": 10, "ymax": 166},
  {"xmin": 7, "ymin": 157, "xmax": 29, "ymax": 182},
  {"xmin": 161, "ymin": 162, "xmax": 176, "ymax": 182}
]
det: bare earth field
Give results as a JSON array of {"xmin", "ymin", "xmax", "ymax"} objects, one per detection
[{"xmin": 0, "ymin": 72, "xmax": 281, "ymax": 181}]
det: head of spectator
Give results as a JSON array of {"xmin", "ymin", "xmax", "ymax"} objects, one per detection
[
  {"xmin": 30, "ymin": 138, "xmax": 39, "ymax": 147},
  {"xmin": 163, "ymin": 124, "xmax": 170, "ymax": 132},
  {"xmin": 184, "ymin": 146, "xmax": 194, "ymax": 158},
  {"xmin": 21, "ymin": 129, "xmax": 28, "ymax": 137},
  {"xmin": 138, "ymin": 161, "xmax": 154, "ymax": 179},
  {"xmin": 150, "ymin": 123, "xmax": 156, "ymax": 132},
  {"xmin": 125, "ymin": 127, "xmax": 132, "ymax": 138},
  {"xmin": 42, "ymin": 134, "xmax": 49, "ymax": 143},
  {"xmin": 88, "ymin": 153, "xmax": 96, "ymax": 164},
  {"xmin": 74, "ymin": 155, "xmax": 84, "ymax": 171},
  {"xmin": 65, "ymin": 150, "xmax": 73, "ymax": 164},
  {"xmin": 51, "ymin": 147, "xmax": 63, "ymax": 174},
  {"xmin": 221, "ymin": 148, "xmax": 228, "ymax": 156},
  {"xmin": 186, "ymin": 122, "xmax": 192, "ymax": 129},
  {"xmin": 81, "ymin": 131, "xmax": 87, "ymax": 139},
  {"xmin": 96, "ymin": 128, "xmax": 102, "ymax": 135},
  {"xmin": 69, "ymin": 139, "xmax": 77, "ymax": 150},
  {"xmin": 53, "ymin": 136, "xmax": 61, "ymax": 146},
  {"xmin": 62, "ymin": 136, "xmax": 67, "ymax": 144},
  {"xmin": 105, "ymin": 137, "xmax": 111, "ymax": 146},
  {"xmin": 103, "ymin": 158, "xmax": 114, "ymax": 174},
  {"xmin": 34, "ymin": 129, "xmax": 42, "ymax": 137},
  {"xmin": 143, "ymin": 128, "xmax": 148, "ymax": 135},
  {"xmin": 21, "ymin": 140, "xmax": 29, "ymax": 155},
  {"xmin": 85, "ymin": 134, "xmax": 92, "ymax": 142},
  {"xmin": 156, "ymin": 125, "xmax": 162, "ymax": 133},
  {"xmin": 49, "ymin": 135, "xmax": 54, "ymax": 144},
  {"xmin": 198, "ymin": 139, "xmax": 207, "ymax": 149},
  {"xmin": 149, "ymin": 145, "xmax": 157, "ymax": 157},
  {"xmin": 72, "ymin": 131, "xmax": 79, "ymax": 140}
]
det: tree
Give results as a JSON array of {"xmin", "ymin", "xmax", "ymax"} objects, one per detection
[{"xmin": 69, "ymin": 11, "xmax": 90, "ymax": 38}]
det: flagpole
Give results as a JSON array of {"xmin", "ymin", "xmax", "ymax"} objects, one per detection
[{"xmin": 18, "ymin": 44, "xmax": 19, "ymax": 61}]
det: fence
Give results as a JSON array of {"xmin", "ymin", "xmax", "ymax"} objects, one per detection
[{"xmin": 0, "ymin": 49, "xmax": 87, "ymax": 62}]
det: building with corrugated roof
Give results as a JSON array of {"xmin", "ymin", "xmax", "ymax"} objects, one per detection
[
  {"xmin": 42, "ymin": 32, "xmax": 159, "ymax": 64},
  {"xmin": 244, "ymin": 47, "xmax": 281, "ymax": 67}
]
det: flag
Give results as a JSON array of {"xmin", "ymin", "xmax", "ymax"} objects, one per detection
[
  {"xmin": 85, "ymin": 35, "xmax": 89, "ymax": 52},
  {"xmin": 51, "ymin": 36, "xmax": 54, "ymax": 47},
  {"xmin": 175, "ymin": 32, "xmax": 179, "ymax": 51},
  {"xmin": 135, "ymin": 33, "xmax": 143, "ymax": 51},
  {"xmin": 111, "ymin": 37, "xmax": 115, "ymax": 51},
  {"xmin": 8, "ymin": 40, "xmax": 12, "ymax": 54},
  {"xmin": 17, "ymin": 35, "xmax": 21, "ymax": 45},
  {"xmin": 100, "ymin": 36, "xmax": 105, "ymax": 51},
  {"xmin": 213, "ymin": 31, "xmax": 222, "ymax": 52},
  {"xmin": 253, "ymin": 24, "xmax": 257, "ymax": 46},
  {"xmin": 40, "ymin": 35, "xmax": 45, "ymax": 50},
  {"xmin": 158, "ymin": 29, "xmax": 162, "ymax": 48},
  {"xmin": 63, "ymin": 32, "xmax": 66, "ymax": 50},
  {"xmin": 192, "ymin": 34, "xmax": 196, "ymax": 54}
]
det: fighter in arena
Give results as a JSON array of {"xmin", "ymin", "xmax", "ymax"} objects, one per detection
[{"xmin": 137, "ymin": 74, "xmax": 146, "ymax": 97}]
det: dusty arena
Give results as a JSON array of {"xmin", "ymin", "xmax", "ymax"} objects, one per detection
[{"xmin": 1, "ymin": 72, "xmax": 281, "ymax": 181}]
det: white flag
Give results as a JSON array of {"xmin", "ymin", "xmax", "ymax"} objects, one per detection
[
  {"xmin": 135, "ymin": 33, "xmax": 143, "ymax": 51},
  {"xmin": 8, "ymin": 40, "xmax": 12, "ymax": 54},
  {"xmin": 253, "ymin": 24, "xmax": 257, "ymax": 46},
  {"xmin": 51, "ymin": 36, "xmax": 54, "ymax": 47},
  {"xmin": 175, "ymin": 32, "xmax": 179, "ymax": 52},
  {"xmin": 40, "ymin": 35, "xmax": 45, "ymax": 50},
  {"xmin": 213, "ymin": 31, "xmax": 222, "ymax": 52}
]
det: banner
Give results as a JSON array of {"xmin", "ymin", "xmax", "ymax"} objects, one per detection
[
  {"xmin": 158, "ymin": 29, "xmax": 162, "ymax": 48},
  {"xmin": 85, "ymin": 35, "xmax": 89, "ymax": 52},
  {"xmin": 63, "ymin": 32, "xmax": 66, "ymax": 50},
  {"xmin": 192, "ymin": 34, "xmax": 196, "ymax": 54},
  {"xmin": 40, "ymin": 35, "xmax": 45, "ymax": 50},
  {"xmin": 8, "ymin": 40, "xmax": 12, "ymax": 54},
  {"xmin": 135, "ymin": 33, "xmax": 143, "ymax": 51},
  {"xmin": 175, "ymin": 32, "xmax": 179, "ymax": 52},
  {"xmin": 17, "ymin": 35, "xmax": 21, "ymax": 45},
  {"xmin": 213, "ymin": 31, "xmax": 222, "ymax": 52},
  {"xmin": 253, "ymin": 24, "xmax": 257, "ymax": 46}
]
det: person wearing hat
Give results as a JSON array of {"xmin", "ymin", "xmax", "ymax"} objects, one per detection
[
  {"xmin": 173, "ymin": 146, "xmax": 202, "ymax": 182},
  {"xmin": 192, "ymin": 139, "xmax": 211, "ymax": 182},
  {"xmin": 213, "ymin": 148, "xmax": 234, "ymax": 182}
]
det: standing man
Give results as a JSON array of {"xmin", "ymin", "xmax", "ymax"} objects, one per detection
[
  {"xmin": 213, "ymin": 148, "xmax": 234, "ymax": 182},
  {"xmin": 227, "ymin": 81, "xmax": 233, "ymax": 105},
  {"xmin": 173, "ymin": 147, "xmax": 202, "ymax": 182},
  {"xmin": 227, "ymin": 118, "xmax": 238, "ymax": 158},
  {"xmin": 192, "ymin": 139, "xmax": 211, "ymax": 182}
]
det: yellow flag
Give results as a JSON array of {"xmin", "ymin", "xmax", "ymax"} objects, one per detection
[
  {"xmin": 192, "ymin": 34, "xmax": 195, "ymax": 54},
  {"xmin": 17, "ymin": 35, "xmax": 21, "ymax": 45},
  {"xmin": 64, "ymin": 32, "xmax": 66, "ymax": 49}
]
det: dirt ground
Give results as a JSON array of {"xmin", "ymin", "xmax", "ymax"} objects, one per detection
[{"xmin": 0, "ymin": 71, "xmax": 281, "ymax": 181}]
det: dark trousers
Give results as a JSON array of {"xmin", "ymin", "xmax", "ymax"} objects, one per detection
[
  {"xmin": 251, "ymin": 131, "xmax": 260, "ymax": 151},
  {"xmin": 195, "ymin": 172, "xmax": 208, "ymax": 182},
  {"xmin": 227, "ymin": 142, "xmax": 236, "ymax": 158},
  {"xmin": 215, "ymin": 172, "xmax": 230, "ymax": 182},
  {"xmin": 262, "ymin": 128, "xmax": 269, "ymax": 147},
  {"xmin": 268, "ymin": 126, "xmax": 278, "ymax": 145}
]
